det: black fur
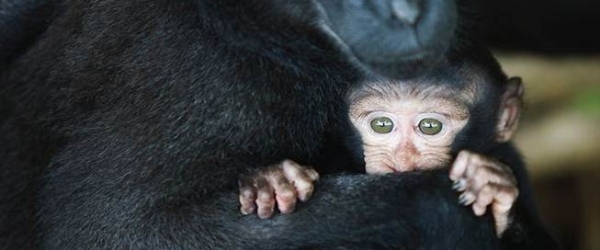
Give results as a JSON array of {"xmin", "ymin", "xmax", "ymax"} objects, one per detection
[
  {"xmin": 317, "ymin": 0, "xmax": 457, "ymax": 78},
  {"xmin": 433, "ymin": 51, "xmax": 561, "ymax": 249},
  {"xmin": 0, "ymin": 0, "xmax": 60, "ymax": 69},
  {"xmin": 0, "ymin": 0, "xmax": 555, "ymax": 249},
  {"xmin": 440, "ymin": 49, "xmax": 560, "ymax": 249}
]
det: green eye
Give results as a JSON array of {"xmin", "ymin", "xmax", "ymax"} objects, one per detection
[
  {"xmin": 370, "ymin": 117, "xmax": 394, "ymax": 134},
  {"xmin": 418, "ymin": 118, "xmax": 443, "ymax": 135}
]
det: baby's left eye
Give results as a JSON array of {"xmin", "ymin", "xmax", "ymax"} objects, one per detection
[{"xmin": 418, "ymin": 118, "xmax": 443, "ymax": 135}]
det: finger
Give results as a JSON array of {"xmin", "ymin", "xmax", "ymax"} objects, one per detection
[
  {"xmin": 281, "ymin": 160, "xmax": 318, "ymax": 202},
  {"xmin": 492, "ymin": 185, "xmax": 519, "ymax": 236},
  {"xmin": 494, "ymin": 212, "xmax": 510, "ymax": 237},
  {"xmin": 293, "ymin": 176, "xmax": 315, "ymax": 202},
  {"xmin": 462, "ymin": 153, "xmax": 486, "ymax": 180},
  {"xmin": 469, "ymin": 156, "xmax": 516, "ymax": 185},
  {"xmin": 494, "ymin": 185, "xmax": 519, "ymax": 206},
  {"xmin": 450, "ymin": 150, "xmax": 472, "ymax": 181},
  {"xmin": 305, "ymin": 168, "xmax": 319, "ymax": 181},
  {"xmin": 255, "ymin": 179, "xmax": 276, "ymax": 219},
  {"xmin": 486, "ymin": 164, "xmax": 517, "ymax": 186},
  {"xmin": 452, "ymin": 178, "xmax": 467, "ymax": 192},
  {"xmin": 472, "ymin": 185, "xmax": 496, "ymax": 216},
  {"xmin": 265, "ymin": 169, "xmax": 297, "ymax": 214},
  {"xmin": 238, "ymin": 176, "xmax": 257, "ymax": 215},
  {"xmin": 492, "ymin": 200, "xmax": 512, "ymax": 236},
  {"xmin": 492, "ymin": 202, "xmax": 512, "ymax": 237},
  {"xmin": 464, "ymin": 167, "xmax": 490, "ymax": 195},
  {"xmin": 458, "ymin": 191, "xmax": 476, "ymax": 206},
  {"xmin": 460, "ymin": 158, "xmax": 517, "ymax": 195},
  {"xmin": 472, "ymin": 203, "xmax": 487, "ymax": 217},
  {"xmin": 281, "ymin": 160, "xmax": 320, "ymax": 181}
]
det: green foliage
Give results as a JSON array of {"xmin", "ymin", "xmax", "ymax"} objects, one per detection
[{"xmin": 572, "ymin": 87, "xmax": 600, "ymax": 117}]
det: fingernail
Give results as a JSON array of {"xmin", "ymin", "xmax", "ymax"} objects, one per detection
[
  {"xmin": 453, "ymin": 179, "xmax": 466, "ymax": 191},
  {"xmin": 452, "ymin": 180, "xmax": 461, "ymax": 190},
  {"xmin": 458, "ymin": 194, "xmax": 469, "ymax": 205}
]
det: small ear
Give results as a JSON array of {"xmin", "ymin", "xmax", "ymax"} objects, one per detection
[{"xmin": 496, "ymin": 77, "xmax": 524, "ymax": 142}]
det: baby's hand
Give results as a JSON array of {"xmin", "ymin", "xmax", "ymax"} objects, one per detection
[
  {"xmin": 449, "ymin": 150, "xmax": 519, "ymax": 236},
  {"xmin": 238, "ymin": 159, "xmax": 319, "ymax": 219}
]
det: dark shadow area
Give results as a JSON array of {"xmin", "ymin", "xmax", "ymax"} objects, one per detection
[
  {"xmin": 483, "ymin": 1, "xmax": 600, "ymax": 249},
  {"xmin": 484, "ymin": 0, "xmax": 600, "ymax": 54}
]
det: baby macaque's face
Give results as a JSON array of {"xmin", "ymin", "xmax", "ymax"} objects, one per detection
[{"xmin": 348, "ymin": 82, "xmax": 475, "ymax": 174}]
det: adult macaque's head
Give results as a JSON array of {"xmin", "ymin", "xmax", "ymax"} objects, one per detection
[{"xmin": 317, "ymin": 0, "xmax": 461, "ymax": 78}]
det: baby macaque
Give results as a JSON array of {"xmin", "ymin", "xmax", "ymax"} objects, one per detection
[{"xmin": 239, "ymin": 64, "xmax": 524, "ymax": 236}]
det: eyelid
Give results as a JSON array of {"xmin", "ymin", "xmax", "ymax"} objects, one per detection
[
  {"xmin": 415, "ymin": 113, "xmax": 448, "ymax": 124},
  {"xmin": 358, "ymin": 111, "xmax": 375, "ymax": 120},
  {"xmin": 353, "ymin": 109, "xmax": 380, "ymax": 120},
  {"xmin": 365, "ymin": 111, "xmax": 395, "ymax": 121}
]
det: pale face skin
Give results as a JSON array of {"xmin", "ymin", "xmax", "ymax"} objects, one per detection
[{"xmin": 348, "ymin": 83, "xmax": 472, "ymax": 174}]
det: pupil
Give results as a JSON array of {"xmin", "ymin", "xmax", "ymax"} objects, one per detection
[{"xmin": 377, "ymin": 120, "xmax": 390, "ymax": 127}]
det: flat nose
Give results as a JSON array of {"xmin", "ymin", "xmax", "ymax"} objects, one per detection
[{"xmin": 393, "ymin": 142, "xmax": 420, "ymax": 171}]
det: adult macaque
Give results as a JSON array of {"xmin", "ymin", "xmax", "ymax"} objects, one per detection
[
  {"xmin": 1, "ymin": 0, "xmax": 557, "ymax": 248},
  {"xmin": 239, "ymin": 61, "xmax": 524, "ymax": 236}
]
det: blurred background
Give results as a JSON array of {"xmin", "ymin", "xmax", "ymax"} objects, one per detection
[{"xmin": 482, "ymin": 0, "xmax": 600, "ymax": 249}]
